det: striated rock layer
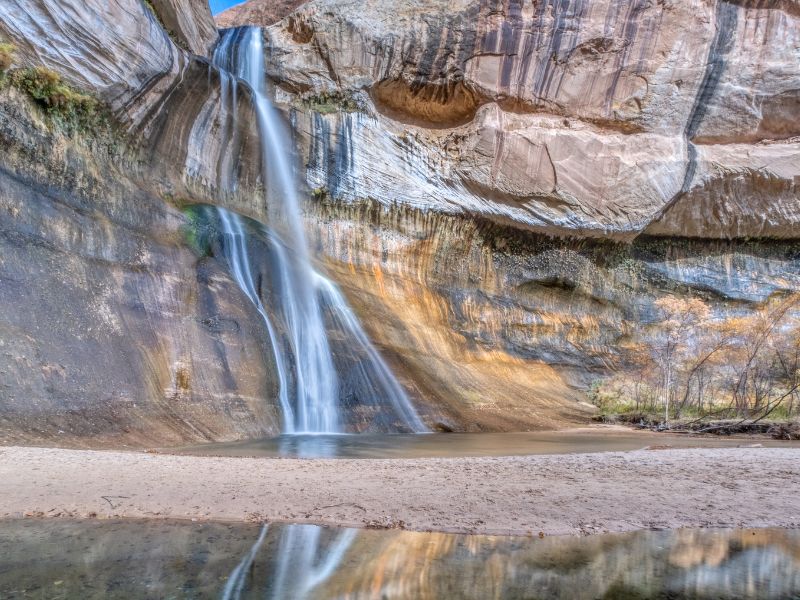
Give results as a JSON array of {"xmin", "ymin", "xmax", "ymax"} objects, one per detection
[
  {"xmin": 304, "ymin": 200, "xmax": 800, "ymax": 429},
  {"xmin": 150, "ymin": 0, "xmax": 219, "ymax": 55},
  {"xmin": 0, "ymin": 0, "xmax": 286, "ymax": 446},
  {"xmin": 240, "ymin": 0, "xmax": 800, "ymax": 240},
  {"xmin": 0, "ymin": 87, "xmax": 281, "ymax": 447},
  {"xmin": 0, "ymin": 0, "xmax": 269, "ymax": 223}
]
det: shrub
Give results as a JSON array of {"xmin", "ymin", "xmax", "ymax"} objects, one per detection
[
  {"xmin": 10, "ymin": 66, "xmax": 103, "ymax": 132},
  {"xmin": 303, "ymin": 91, "xmax": 364, "ymax": 114},
  {"xmin": 0, "ymin": 43, "xmax": 15, "ymax": 72}
]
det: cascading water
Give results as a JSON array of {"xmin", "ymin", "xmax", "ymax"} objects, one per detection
[
  {"xmin": 215, "ymin": 210, "xmax": 294, "ymax": 430},
  {"xmin": 209, "ymin": 27, "xmax": 427, "ymax": 434}
]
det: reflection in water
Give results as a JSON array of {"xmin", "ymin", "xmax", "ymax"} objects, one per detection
[
  {"xmin": 0, "ymin": 520, "xmax": 798, "ymax": 599},
  {"xmin": 221, "ymin": 525, "xmax": 268, "ymax": 600},
  {"xmin": 269, "ymin": 525, "xmax": 357, "ymax": 600}
]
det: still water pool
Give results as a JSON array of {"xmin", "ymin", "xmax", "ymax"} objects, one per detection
[
  {"xmin": 0, "ymin": 519, "xmax": 797, "ymax": 599},
  {"xmin": 172, "ymin": 430, "xmax": 799, "ymax": 459}
]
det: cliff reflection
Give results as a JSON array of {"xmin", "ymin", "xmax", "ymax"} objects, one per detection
[{"xmin": 0, "ymin": 520, "xmax": 797, "ymax": 599}]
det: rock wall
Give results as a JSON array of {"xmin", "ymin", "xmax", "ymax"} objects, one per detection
[
  {"xmin": 0, "ymin": 0, "xmax": 310, "ymax": 446},
  {"xmin": 150, "ymin": 0, "xmax": 219, "ymax": 55},
  {"xmin": 0, "ymin": 0, "xmax": 268, "ymax": 223},
  {"xmin": 0, "ymin": 0, "xmax": 798, "ymax": 445},
  {"xmin": 304, "ymin": 200, "xmax": 800, "ymax": 429},
  {"xmin": 216, "ymin": 0, "xmax": 309, "ymax": 27},
  {"xmin": 244, "ymin": 0, "xmax": 800, "ymax": 240},
  {"xmin": 0, "ymin": 87, "xmax": 281, "ymax": 448}
]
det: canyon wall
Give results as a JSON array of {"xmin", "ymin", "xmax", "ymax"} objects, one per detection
[
  {"xmin": 217, "ymin": 0, "xmax": 309, "ymax": 27},
  {"xmin": 0, "ymin": 0, "xmax": 287, "ymax": 446},
  {"xmin": 248, "ymin": 0, "xmax": 800, "ymax": 240},
  {"xmin": 0, "ymin": 85, "xmax": 282, "ymax": 447},
  {"xmin": 0, "ymin": 0, "xmax": 797, "ymax": 444}
]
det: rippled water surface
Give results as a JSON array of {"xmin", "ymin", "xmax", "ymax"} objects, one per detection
[
  {"xmin": 172, "ymin": 431, "xmax": 799, "ymax": 459},
  {"xmin": 0, "ymin": 520, "xmax": 798, "ymax": 599}
]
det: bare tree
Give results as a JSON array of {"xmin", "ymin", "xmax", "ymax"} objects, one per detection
[{"xmin": 649, "ymin": 297, "xmax": 711, "ymax": 425}]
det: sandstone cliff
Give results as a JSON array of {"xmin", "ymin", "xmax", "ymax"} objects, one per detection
[
  {"xmin": 232, "ymin": 0, "xmax": 800, "ymax": 239},
  {"xmin": 217, "ymin": 0, "xmax": 309, "ymax": 27},
  {"xmin": 0, "ymin": 0, "xmax": 798, "ymax": 445},
  {"xmin": 0, "ymin": 0, "xmax": 284, "ymax": 446},
  {"xmin": 151, "ymin": 0, "xmax": 219, "ymax": 55}
]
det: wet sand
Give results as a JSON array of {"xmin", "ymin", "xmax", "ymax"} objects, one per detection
[{"xmin": 1, "ymin": 445, "xmax": 799, "ymax": 536}]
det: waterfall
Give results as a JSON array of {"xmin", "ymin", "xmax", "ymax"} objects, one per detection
[
  {"xmin": 215, "ymin": 210, "xmax": 295, "ymax": 430},
  {"xmin": 209, "ymin": 27, "xmax": 427, "ymax": 434}
]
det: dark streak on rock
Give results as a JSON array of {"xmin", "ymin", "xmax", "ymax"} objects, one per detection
[{"xmin": 681, "ymin": 1, "xmax": 739, "ymax": 194}]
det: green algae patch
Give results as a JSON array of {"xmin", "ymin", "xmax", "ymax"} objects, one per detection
[{"xmin": 183, "ymin": 205, "xmax": 217, "ymax": 258}]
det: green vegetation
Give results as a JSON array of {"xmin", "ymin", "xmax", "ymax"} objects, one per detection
[
  {"xmin": 0, "ymin": 43, "xmax": 15, "ymax": 73},
  {"xmin": 9, "ymin": 66, "xmax": 108, "ymax": 134},
  {"xmin": 303, "ymin": 91, "xmax": 364, "ymax": 114},
  {"xmin": 311, "ymin": 187, "xmax": 328, "ymax": 201},
  {"xmin": 142, "ymin": 0, "xmax": 160, "ymax": 19},
  {"xmin": 182, "ymin": 205, "xmax": 215, "ymax": 258}
]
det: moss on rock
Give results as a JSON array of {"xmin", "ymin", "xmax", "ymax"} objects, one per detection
[
  {"xmin": 0, "ymin": 43, "xmax": 15, "ymax": 72},
  {"xmin": 182, "ymin": 205, "xmax": 216, "ymax": 258},
  {"xmin": 9, "ymin": 66, "xmax": 109, "ymax": 134},
  {"xmin": 302, "ymin": 91, "xmax": 364, "ymax": 114}
]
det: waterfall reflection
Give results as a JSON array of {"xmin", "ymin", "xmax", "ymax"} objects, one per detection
[
  {"xmin": 270, "ymin": 526, "xmax": 358, "ymax": 600},
  {"xmin": 0, "ymin": 520, "xmax": 798, "ymax": 598},
  {"xmin": 221, "ymin": 524, "xmax": 357, "ymax": 600},
  {"xmin": 221, "ymin": 525, "xmax": 268, "ymax": 600},
  {"xmin": 217, "ymin": 524, "xmax": 800, "ymax": 600}
]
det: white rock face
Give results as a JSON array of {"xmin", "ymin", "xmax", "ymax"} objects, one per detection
[
  {"xmin": 692, "ymin": 5, "xmax": 800, "ymax": 143},
  {"xmin": 0, "ymin": 0, "xmax": 275, "ymax": 223},
  {"xmin": 300, "ymin": 107, "xmax": 687, "ymax": 237},
  {"xmin": 3, "ymin": 0, "xmax": 795, "ymax": 239},
  {"xmin": 646, "ymin": 140, "xmax": 800, "ymax": 238},
  {"xmin": 0, "ymin": 0, "xmax": 176, "ymax": 109},
  {"xmin": 254, "ymin": 0, "xmax": 800, "ymax": 239}
]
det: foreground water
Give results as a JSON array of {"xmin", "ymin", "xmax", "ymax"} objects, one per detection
[
  {"xmin": 0, "ymin": 520, "xmax": 797, "ymax": 599},
  {"xmin": 172, "ymin": 430, "xmax": 799, "ymax": 459}
]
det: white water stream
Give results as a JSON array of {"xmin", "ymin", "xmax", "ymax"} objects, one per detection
[{"xmin": 210, "ymin": 27, "xmax": 426, "ymax": 434}]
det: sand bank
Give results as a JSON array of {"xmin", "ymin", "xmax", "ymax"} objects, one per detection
[{"xmin": 1, "ymin": 446, "xmax": 798, "ymax": 536}]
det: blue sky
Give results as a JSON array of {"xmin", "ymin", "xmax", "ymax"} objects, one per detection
[{"xmin": 209, "ymin": 0, "xmax": 241, "ymax": 14}]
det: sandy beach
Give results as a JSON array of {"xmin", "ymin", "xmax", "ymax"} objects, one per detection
[{"xmin": 1, "ymin": 445, "xmax": 799, "ymax": 536}]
